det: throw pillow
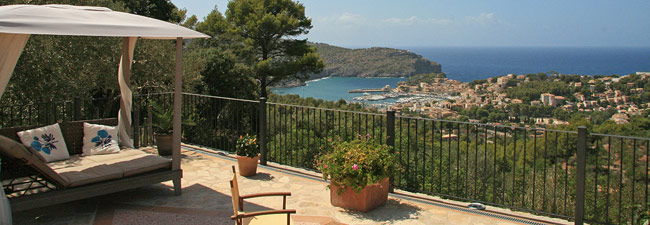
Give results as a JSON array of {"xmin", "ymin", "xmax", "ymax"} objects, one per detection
[
  {"xmin": 17, "ymin": 123, "xmax": 70, "ymax": 162},
  {"xmin": 82, "ymin": 123, "xmax": 120, "ymax": 156}
]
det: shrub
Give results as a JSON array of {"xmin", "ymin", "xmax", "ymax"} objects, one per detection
[
  {"xmin": 316, "ymin": 134, "xmax": 398, "ymax": 194},
  {"xmin": 235, "ymin": 134, "xmax": 259, "ymax": 158}
]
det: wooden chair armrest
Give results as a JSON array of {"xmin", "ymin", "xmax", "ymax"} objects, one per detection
[
  {"xmin": 239, "ymin": 192, "xmax": 292, "ymax": 210},
  {"xmin": 231, "ymin": 209, "xmax": 296, "ymax": 220},
  {"xmin": 239, "ymin": 192, "xmax": 291, "ymax": 199}
]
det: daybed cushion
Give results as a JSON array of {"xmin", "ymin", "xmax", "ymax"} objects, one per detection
[
  {"xmin": 46, "ymin": 150, "xmax": 147, "ymax": 170},
  {"xmin": 0, "ymin": 135, "xmax": 70, "ymax": 187},
  {"xmin": 51, "ymin": 149, "xmax": 171, "ymax": 187},
  {"xmin": 17, "ymin": 123, "xmax": 70, "ymax": 162},
  {"xmin": 81, "ymin": 123, "xmax": 120, "ymax": 156},
  {"xmin": 54, "ymin": 163, "xmax": 123, "ymax": 187}
]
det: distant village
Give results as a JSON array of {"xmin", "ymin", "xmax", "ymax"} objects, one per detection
[{"xmin": 359, "ymin": 72, "xmax": 650, "ymax": 126}]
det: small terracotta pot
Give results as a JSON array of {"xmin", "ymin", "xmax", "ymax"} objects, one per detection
[
  {"xmin": 236, "ymin": 154, "xmax": 260, "ymax": 176},
  {"xmin": 329, "ymin": 177, "xmax": 390, "ymax": 212}
]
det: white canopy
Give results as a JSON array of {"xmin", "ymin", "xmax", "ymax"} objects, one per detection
[
  {"xmin": 0, "ymin": 4, "xmax": 208, "ymax": 176},
  {"xmin": 0, "ymin": 4, "xmax": 208, "ymax": 39}
]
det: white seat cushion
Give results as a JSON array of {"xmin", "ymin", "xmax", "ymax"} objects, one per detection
[{"xmin": 51, "ymin": 149, "xmax": 170, "ymax": 187}]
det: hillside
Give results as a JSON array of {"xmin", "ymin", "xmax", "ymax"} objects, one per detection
[{"xmin": 310, "ymin": 43, "xmax": 442, "ymax": 78}]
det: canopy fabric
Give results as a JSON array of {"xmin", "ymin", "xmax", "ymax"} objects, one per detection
[
  {"xmin": 0, "ymin": 4, "xmax": 209, "ymax": 39},
  {"xmin": 0, "ymin": 178, "xmax": 11, "ymax": 225},
  {"xmin": 0, "ymin": 34, "xmax": 29, "ymax": 99},
  {"xmin": 0, "ymin": 4, "xmax": 208, "ymax": 163},
  {"xmin": 118, "ymin": 37, "xmax": 137, "ymax": 148}
]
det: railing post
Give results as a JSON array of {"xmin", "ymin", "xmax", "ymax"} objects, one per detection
[
  {"xmin": 147, "ymin": 107, "xmax": 153, "ymax": 146},
  {"xmin": 259, "ymin": 97, "xmax": 267, "ymax": 165},
  {"xmin": 575, "ymin": 126, "xmax": 587, "ymax": 225},
  {"xmin": 73, "ymin": 97, "xmax": 82, "ymax": 120},
  {"xmin": 386, "ymin": 110, "xmax": 396, "ymax": 193},
  {"xmin": 133, "ymin": 107, "xmax": 140, "ymax": 148}
]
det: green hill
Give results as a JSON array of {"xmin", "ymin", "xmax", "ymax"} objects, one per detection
[{"xmin": 310, "ymin": 43, "xmax": 442, "ymax": 78}]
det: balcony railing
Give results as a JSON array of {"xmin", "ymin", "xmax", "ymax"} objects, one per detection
[{"xmin": 2, "ymin": 92, "xmax": 649, "ymax": 225}]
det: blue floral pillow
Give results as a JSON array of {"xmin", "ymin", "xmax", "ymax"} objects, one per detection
[
  {"xmin": 82, "ymin": 123, "xmax": 120, "ymax": 156},
  {"xmin": 17, "ymin": 123, "xmax": 70, "ymax": 162}
]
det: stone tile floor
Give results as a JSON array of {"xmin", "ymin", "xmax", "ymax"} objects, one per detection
[{"xmin": 12, "ymin": 145, "xmax": 574, "ymax": 225}]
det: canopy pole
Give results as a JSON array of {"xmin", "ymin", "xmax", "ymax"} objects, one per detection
[{"xmin": 172, "ymin": 37, "xmax": 182, "ymax": 171}]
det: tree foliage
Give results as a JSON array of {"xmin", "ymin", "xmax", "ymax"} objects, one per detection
[
  {"xmin": 505, "ymin": 81, "xmax": 571, "ymax": 102},
  {"xmin": 225, "ymin": 0, "xmax": 324, "ymax": 98},
  {"xmin": 405, "ymin": 72, "xmax": 447, "ymax": 85}
]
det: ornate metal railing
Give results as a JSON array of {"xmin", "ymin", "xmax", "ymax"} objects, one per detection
[{"xmin": 3, "ymin": 93, "xmax": 649, "ymax": 224}]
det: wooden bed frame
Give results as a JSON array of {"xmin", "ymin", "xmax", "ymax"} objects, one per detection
[{"xmin": 0, "ymin": 118, "xmax": 182, "ymax": 212}]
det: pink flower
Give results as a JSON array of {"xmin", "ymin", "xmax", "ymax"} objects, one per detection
[
  {"xmin": 366, "ymin": 133, "xmax": 371, "ymax": 138},
  {"xmin": 352, "ymin": 164, "xmax": 358, "ymax": 170},
  {"xmin": 323, "ymin": 164, "xmax": 328, "ymax": 169}
]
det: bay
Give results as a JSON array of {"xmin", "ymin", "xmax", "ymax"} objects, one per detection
[
  {"xmin": 272, "ymin": 77, "xmax": 406, "ymax": 102},
  {"xmin": 272, "ymin": 47, "xmax": 650, "ymax": 101}
]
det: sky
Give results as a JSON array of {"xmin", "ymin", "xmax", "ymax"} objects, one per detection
[{"xmin": 171, "ymin": 0, "xmax": 650, "ymax": 48}]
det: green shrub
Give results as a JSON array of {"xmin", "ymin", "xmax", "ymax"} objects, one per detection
[
  {"xmin": 235, "ymin": 134, "xmax": 259, "ymax": 158},
  {"xmin": 316, "ymin": 134, "xmax": 398, "ymax": 194}
]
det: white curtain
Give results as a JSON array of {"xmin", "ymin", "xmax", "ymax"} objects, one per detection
[
  {"xmin": 0, "ymin": 34, "xmax": 28, "ymax": 223},
  {"xmin": 118, "ymin": 37, "xmax": 137, "ymax": 148},
  {"xmin": 0, "ymin": 180, "xmax": 11, "ymax": 225},
  {"xmin": 0, "ymin": 33, "xmax": 30, "ymax": 99}
]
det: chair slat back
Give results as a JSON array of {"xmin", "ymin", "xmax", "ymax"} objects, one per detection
[{"xmin": 230, "ymin": 165, "xmax": 240, "ymax": 217}]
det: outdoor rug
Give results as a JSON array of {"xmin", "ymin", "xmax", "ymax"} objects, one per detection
[
  {"xmin": 94, "ymin": 203, "xmax": 347, "ymax": 225},
  {"xmin": 93, "ymin": 204, "xmax": 231, "ymax": 225}
]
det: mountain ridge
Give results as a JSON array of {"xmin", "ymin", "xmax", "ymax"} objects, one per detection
[
  {"xmin": 310, "ymin": 43, "xmax": 442, "ymax": 79},
  {"xmin": 273, "ymin": 43, "xmax": 442, "ymax": 87}
]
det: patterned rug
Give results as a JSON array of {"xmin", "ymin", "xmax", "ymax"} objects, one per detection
[
  {"xmin": 94, "ymin": 203, "xmax": 346, "ymax": 225},
  {"xmin": 93, "ymin": 204, "xmax": 232, "ymax": 225}
]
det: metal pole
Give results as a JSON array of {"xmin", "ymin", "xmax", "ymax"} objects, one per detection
[
  {"xmin": 386, "ymin": 110, "xmax": 396, "ymax": 192},
  {"xmin": 575, "ymin": 126, "xmax": 587, "ymax": 225},
  {"xmin": 259, "ymin": 97, "xmax": 267, "ymax": 165}
]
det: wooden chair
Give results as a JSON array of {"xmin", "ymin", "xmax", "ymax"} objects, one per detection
[{"xmin": 229, "ymin": 165, "xmax": 295, "ymax": 225}]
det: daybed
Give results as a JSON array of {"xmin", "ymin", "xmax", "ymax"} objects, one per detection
[
  {"xmin": 0, "ymin": 4, "xmax": 208, "ymax": 213},
  {"xmin": 0, "ymin": 118, "xmax": 181, "ymax": 212}
]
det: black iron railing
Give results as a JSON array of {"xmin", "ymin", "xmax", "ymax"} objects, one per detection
[
  {"xmin": 2, "ymin": 93, "xmax": 649, "ymax": 225},
  {"xmin": 0, "ymin": 97, "xmax": 120, "ymax": 128},
  {"xmin": 265, "ymin": 102, "xmax": 386, "ymax": 169}
]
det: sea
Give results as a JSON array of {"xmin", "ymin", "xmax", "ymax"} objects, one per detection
[{"xmin": 272, "ymin": 47, "xmax": 650, "ymax": 102}]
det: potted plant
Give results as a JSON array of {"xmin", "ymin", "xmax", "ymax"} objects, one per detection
[
  {"xmin": 316, "ymin": 134, "xmax": 398, "ymax": 212},
  {"xmin": 235, "ymin": 134, "xmax": 260, "ymax": 176},
  {"xmin": 151, "ymin": 101, "xmax": 194, "ymax": 156}
]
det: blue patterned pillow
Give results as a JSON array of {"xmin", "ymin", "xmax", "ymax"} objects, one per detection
[
  {"xmin": 17, "ymin": 123, "xmax": 70, "ymax": 162},
  {"xmin": 82, "ymin": 123, "xmax": 120, "ymax": 156}
]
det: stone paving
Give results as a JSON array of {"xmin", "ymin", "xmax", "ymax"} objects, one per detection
[{"xmin": 12, "ymin": 145, "xmax": 574, "ymax": 225}]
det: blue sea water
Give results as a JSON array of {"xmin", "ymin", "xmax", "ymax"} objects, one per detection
[
  {"xmin": 272, "ymin": 77, "xmax": 407, "ymax": 102},
  {"xmin": 272, "ymin": 47, "xmax": 650, "ymax": 101},
  {"xmin": 407, "ymin": 46, "xmax": 650, "ymax": 82}
]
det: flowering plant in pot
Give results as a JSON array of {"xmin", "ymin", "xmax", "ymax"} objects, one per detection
[
  {"xmin": 316, "ymin": 134, "xmax": 397, "ymax": 212},
  {"xmin": 235, "ymin": 134, "xmax": 260, "ymax": 176}
]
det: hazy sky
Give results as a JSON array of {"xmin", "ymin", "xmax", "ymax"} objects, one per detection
[{"xmin": 171, "ymin": 0, "xmax": 650, "ymax": 48}]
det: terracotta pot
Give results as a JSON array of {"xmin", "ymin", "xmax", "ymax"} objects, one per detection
[
  {"xmin": 236, "ymin": 154, "xmax": 260, "ymax": 176},
  {"xmin": 154, "ymin": 134, "xmax": 173, "ymax": 156},
  {"xmin": 329, "ymin": 177, "xmax": 390, "ymax": 212}
]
